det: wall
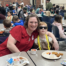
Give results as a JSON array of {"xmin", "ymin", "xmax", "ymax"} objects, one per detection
[
  {"xmin": 50, "ymin": 0, "xmax": 66, "ymax": 9},
  {"xmin": 0, "ymin": 0, "xmax": 30, "ymax": 6},
  {"xmin": 0, "ymin": 0, "xmax": 41, "ymax": 8},
  {"xmin": 36, "ymin": 0, "xmax": 41, "ymax": 7}
]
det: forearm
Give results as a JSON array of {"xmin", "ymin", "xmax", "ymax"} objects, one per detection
[
  {"xmin": 53, "ymin": 41, "xmax": 59, "ymax": 50},
  {"xmin": 47, "ymin": 31, "xmax": 59, "ymax": 50},
  {"xmin": 7, "ymin": 42, "xmax": 20, "ymax": 53}
]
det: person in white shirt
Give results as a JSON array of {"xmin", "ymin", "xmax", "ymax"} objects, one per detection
[{"xmin": 20, "ymin": 1, "xmax": 24, "ymax": 6}]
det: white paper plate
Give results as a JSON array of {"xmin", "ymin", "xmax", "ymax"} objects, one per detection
[
  {"xmin": 42, "ymin": 50, "xmax": 62, "ymax": 59},
  {"xmin": 6, "ymin": 56, "xmax": 29, "ymax": 66}
]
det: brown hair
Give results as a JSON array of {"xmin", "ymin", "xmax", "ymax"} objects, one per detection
[
  {"xmin": 24, "ymin": 14, "xmax": 40, "ymax": 30},
  {"xmin": 3, "ymin": 19, "xmax": 11, "ymax": 28},
  {"xmin": 55, "ymin": 15, "xmax": 62, "ymax": 24},
  {"xmin": 12, "ymin": 15, "xmax": 19, "ymax": 22}
]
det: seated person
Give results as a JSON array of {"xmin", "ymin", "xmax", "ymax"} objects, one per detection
[
  {"xmin": 11, "ymin": 15, "xmax": 24, "ymax": 26},
  {"xmin": 23, "ymin": 8, "xmax": 28, "ymax": 17},
  {"xmin": 34, "ymin": 22, "xmax": 56, "ymax": 50},
  {"xmin": 54, "ymin": 10, "xmax": 59, "ymax": 15},
  {"xmin": 40, "ymin": 8, "xmax": 45, "ymax": 17},
  {"xmin": 35, "ymin": 5, "xmax": 41, "ymax": 14},
  {"xmin": 50, "ymin": 8, "xmax": 54, "ymax": 14},
  {"xmin": 0, "ymin": 13, "xmax": 5, "ymax": 20},
  {"xmin": 52, "ymin": 15, "xmax": 66, "ymax": 38},
  {"xmin": 6, "ymin": 11, "xmax": 13, "ymax": 21},
  {"xmin": 45, "ymin": 11, "xmax": 51, "ymax": 17},
  {"xmin": 30, "ymin": 8, "xmax": 35, "ymax": 14},
  {"xmin": 3, "ymin": 19, "xmax": 13, "ymax": 33}
]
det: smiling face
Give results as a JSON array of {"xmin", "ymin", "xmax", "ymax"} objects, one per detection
[{"xmin": 27, "ymin": 17, "xmax": 38, "ymax": 32}]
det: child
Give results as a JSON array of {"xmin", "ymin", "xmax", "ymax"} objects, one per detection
[
  {"xmin": 40, "ymin": 8, "xmax": 45, "ymax": 17},
  {"xmin": 11, "ymin": 15, "xmax": 24, "ymax": 26},
  {"xmin": 34, "ymin": 22, "xmax": 54, "ymax": 50},
  {"xmin": 3, "ymin": 19, "xmax": 13, "ymax": 33},
  {"xmin": 6, "ymin": 11, "xmax": 13, "ymax": 21},
  {"xmin": 50, "ymin": 8, "xmax": 54, "ymax": 14},
  {"xmin": 12, "ymin": 6, "xmax": 17, "ymax": 16}
]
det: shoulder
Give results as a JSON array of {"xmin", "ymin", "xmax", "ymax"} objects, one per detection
[
  {"xmin": 20, "ymin": 20, "xmax": 24, "ymax": 22},
  {"xmin": 10, "ymin": 26, "xmax": 25, "ymax": 33},
  {"xmin": 13, "ymin": 25, "xmax": 25, "ymax": 29},
  {"xmin": 48, "ymin": 36, "xmax": 52, "ymax": 42}
]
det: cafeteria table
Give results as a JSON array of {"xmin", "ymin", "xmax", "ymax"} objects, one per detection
[
  {"xmin": 0, "ymin": 52, "xmax": 35, "ymax": 66},
  {"xmin": 27, "ymin": 50, "xmax": 66, "ymax": 66}
]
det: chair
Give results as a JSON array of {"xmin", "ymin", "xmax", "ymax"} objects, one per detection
[
  {"xmin": 0, "ymin": 20, "xmax": 4, "ymax": 23},
  {"xmin": 42, "ymin": 16, "xmax": 51, "ymax": 22},
  {"xmin": 59, "ymin": 12, "xmax": 64, "ymax": 17},
  {"xmin": 46, "ymin": 22, "xmax": 52, "ymax": 32},
  {"xmin": 52, "ymin": 25, "xmax": 65, "ymax": 43},
  {"xmin": 0, "ymin": 33, "xmax": 9, "ymax": 44},
  {"xmin": 50, "ymin": 18, "xmax": 55, "ymax": 24},
  {"xmin": 0, "ymin": 36, "xmax": 8, "ymax": 44}
]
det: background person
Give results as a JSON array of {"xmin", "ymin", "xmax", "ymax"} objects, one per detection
[
  {"xmin": 6, "ymin": 11, "xmax": 13, "ymax": 21},
  {"xmin": 46, "ymin": 0, "xmax": 53, "ymax": 11},
  {"xmin": 3, "ymin": 19, "xmax": 13, "ymax": 33},
  {"xmin": 11, "ymin": 15, "xmax": 24, "ymax": 26},
  {"xmin": 52, "ymin": 15, "xmax": 66, "ymax": 38}
]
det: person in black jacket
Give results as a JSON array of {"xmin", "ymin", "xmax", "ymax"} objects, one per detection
[{"xmin": 0, "ymin": 6, "xmax": 6, "ymax": 16}]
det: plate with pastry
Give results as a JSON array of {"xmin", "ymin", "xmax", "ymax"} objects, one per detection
[{"xmin": 42, "ymin": 50, "xmax": 63, "ymax": 59}]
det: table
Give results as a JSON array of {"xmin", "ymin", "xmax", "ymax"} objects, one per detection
[
  {"xmin": 0, "ymin": 24, "xmax": 4, "ymax": 31},
  {"xmin": 27, "ymin": 50, "xmax": 66, "ymax": 66},
  {"xmin": 36, "ymin": 14, "xmax": 42, "ymax": 17},
  {"xmin": 0, "ymin": 52, "xmax": 35, "ymax": 66}
]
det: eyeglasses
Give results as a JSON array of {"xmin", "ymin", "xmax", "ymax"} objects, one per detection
[{"xmin": 39, "ymin": 26, "xmax": 47, "ymax": 29}]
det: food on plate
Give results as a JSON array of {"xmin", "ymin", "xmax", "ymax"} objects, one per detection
[
  {"xmin": 52, "ymin": 52, "xmax": 63, "ymax": 57},
  {"xmin": 46, "ymin": 52, "xmax": 51, "ymax": 55},
  {"xmin": 19, "ymin": 57, "xmax": 24, "ymax": 59},
  {"xmin": 54, "ymin": 52, "xmax": 58, "ymax": 55},
  {"xmin": 52, "ymin": 52, "xmax": 55, "ymax": 54},
  {"xmin": 59, "ymin": 53, "xmax": 63, "ymax": 56},
  {"xmin": 56, "ymin": 54, "xmax": 60, "ymax": 57},
  {"xmin": 7, "ymin": 56, "xmax": 29, "ymax": 66},
  {"xmin": 46, "ymin": 52, "xmax": 63, "ymax": 57}
]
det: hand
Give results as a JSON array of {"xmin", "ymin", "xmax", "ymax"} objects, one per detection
[{"xmin": 53, "ymin": 42, "xmax": 59, "ymax": 50}]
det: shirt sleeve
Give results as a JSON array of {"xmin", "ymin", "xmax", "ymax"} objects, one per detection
[
  {"xmin": 14, "ymin": 22, "xmax": 24, "ymax": 26},
  {"xmin": 10, "ymin": 26, "xmax": 22, "ymax": 42}
]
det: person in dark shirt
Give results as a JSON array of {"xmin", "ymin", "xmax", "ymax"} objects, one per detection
[
  {"xmin": 9, "ymin": 3, "xmax": 13, "ymax": 11},
  {"xmin": 0, "ymin": 6, "xmax": 6, "ymax": 16},
  {"xmin": 0, "ymin": 13, "xmax": 5, "ymax": 20}
]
